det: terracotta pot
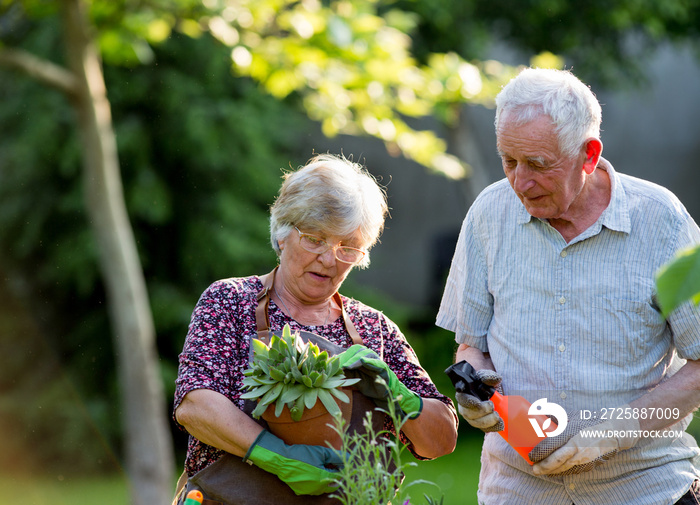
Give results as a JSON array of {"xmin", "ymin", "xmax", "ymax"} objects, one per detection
[{"xmin": 261, "ymin": 387, "xmax": 353, "ymax": 450}]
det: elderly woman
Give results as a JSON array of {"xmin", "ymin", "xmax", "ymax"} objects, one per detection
[{"xmin": 173, "ymin": 154, "xmax": 458, "ymax": 504}]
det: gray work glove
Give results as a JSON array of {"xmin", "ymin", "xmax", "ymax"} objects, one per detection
[
  {"xmin": 529, "ymin": 407, "xmax": 639, "ymax": 476},
  {"xmin": 455, "ymin": 369, "xmax": 504, "ymax": 432}
]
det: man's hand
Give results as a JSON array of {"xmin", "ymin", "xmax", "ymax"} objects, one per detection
[
  {"xmin": 455, "ymin": 369, "xmax": 504, "ymax": 432},
  {"xmin": 244, "ymin": 431, "xmax": 343, "ymax": 495},
  {"xmin": 530, "ymin": 407, "xmax": 640, "ymax": 476},
  {"xmin": 338, "ymin": 344, "xmax": 423, "ymax": 419}
]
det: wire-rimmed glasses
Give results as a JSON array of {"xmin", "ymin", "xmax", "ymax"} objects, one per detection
[{"xmin": 294, "ymin": 226, "xmax": 366, "ymax": 264}]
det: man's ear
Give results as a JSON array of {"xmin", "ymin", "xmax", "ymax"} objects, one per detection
[{"xmin": 582, "ymin": 138, "xmax": 603, "ymax": 175}]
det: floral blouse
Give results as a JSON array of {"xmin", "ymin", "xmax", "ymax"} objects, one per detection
[{"xmin": 174, "ymin": 275, "xmax": 457, "ymax": 475}]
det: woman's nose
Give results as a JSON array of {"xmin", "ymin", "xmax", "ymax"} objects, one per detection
[{"xmin": 317, "ymin": 247, "xmax": 337, "ymax": 266}]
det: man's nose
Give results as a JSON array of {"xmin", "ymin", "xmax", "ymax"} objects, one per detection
[{"xmin": 512, "ymin": 163, "xmax": 535, "ymax": 193}]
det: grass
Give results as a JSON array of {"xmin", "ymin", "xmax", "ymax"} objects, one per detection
[
  {"xmin": 0, "ymin": 474, "xmax": 128, "ymax": 505},
  {"xmin": 12, "ymin": 417, "xmax": 700, "ymax": 505},
  {"xmin": 401, "ymin": 434, "xmax": 482, "ymax": 505},
  {"xmin": 0, "ymin": 434, "xmax": 484, "ymax": 505}
]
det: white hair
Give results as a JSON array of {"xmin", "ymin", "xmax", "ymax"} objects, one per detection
[
  {"xmin": 269, "ymin": 154, "xmax": 388, "ymax": 268},
  {"xmin": 495, "ymin": 68, "xmax": 602, "ymax": 158}
]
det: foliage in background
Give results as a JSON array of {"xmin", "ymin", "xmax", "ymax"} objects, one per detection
[
  {"xmin": 387, "ymin": 0, "xmax": 700, "ymax": 87},
  {"xmin": 206, "ymin": 0, "xmax": 517, "ymax": 177},
  {"xmin": 0, "ymin": 24, "xmax": 307, "ymax": 473},
  {"xmin": 656, "ymin": 245, "xmax": 700, "ymax": 318}
]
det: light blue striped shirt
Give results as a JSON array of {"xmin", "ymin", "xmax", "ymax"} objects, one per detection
[{"xmin": 437, "ymin": 163, "xmax": 700, "ymax": 504}]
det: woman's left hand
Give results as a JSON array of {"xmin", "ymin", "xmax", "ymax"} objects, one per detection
[{"xmin": 338, "ymin": 345, "xmax": 423, "ymax": 419}]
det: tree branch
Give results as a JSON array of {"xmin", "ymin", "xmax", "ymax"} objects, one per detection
[{"xmin": 0, "ymin": 47, "xmax": 78, "ymax": 97}]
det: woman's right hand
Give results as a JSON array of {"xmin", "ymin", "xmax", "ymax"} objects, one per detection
[
  {"xmin": 176, "ymin": 389, "xmax": 342, "ymax": 495},
  {"xmin": 244, "ymin": 431, "xmax": 343, "ymax": 495}
]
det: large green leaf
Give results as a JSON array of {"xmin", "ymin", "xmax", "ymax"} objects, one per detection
[
  {"xmin": 317, "ymin": 388, "xmax": 341, "ymax": 417},
  {"xmin": 303, "ymin": 388, "xmax": 319, "ymax": 410},
  {"xmin": 656, "ymin": 245, "xmax": 700, "ymax": 318},
  {"xmin": 278, "ymin": 384, "xmax": 306, "ymax": 404}
]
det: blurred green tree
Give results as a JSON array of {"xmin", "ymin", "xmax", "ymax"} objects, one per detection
[
  {"xmin": 0, "ymin": 5, "xmax": 305, "ymax": 493},
  {"xmin": 386, "ymin": 0, "xmax": 700, "ymax": 86}
]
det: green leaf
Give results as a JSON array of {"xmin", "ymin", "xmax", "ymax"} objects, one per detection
[
  {"xmin": 290, "ymin": 365, "xmax": 305, "ymax": 383},
  {"xmin": 318, "ymin": 388, "xmax": 341, "ymax": 417},
  {"xmin": 251, "ymin": 401, "xmax": 268, "ymax": 419},
  {"xmin": 240, "ymin": 381, "xmax": 275, "ymax": 399},
  {"xmin": 279, "ymin": 384, "xmax": 306, "ymax": 404},
  {"xmin": 242, "ymin": 375, "xmax": 274, "ymax": 388},
  {"xmin": 258, "ymin": 360, "xmax": 270, "ymax": 376},
  {"xmin": 326, "ymin": 356, "xmax": 340, "ymax": 376},
  {"xmin": 303, "ymin": 388, "xmax": 319, "ymax": 410},
  {"xmin": 313, "ymin": 371, "xmax": 328, "ymax": 387},
  {"xmin": 290, "ymin": 396, "xmax": 305, "ymax": 421},
  {"xmin": 259, "ymin": 382, "xmax": 284, "ymax": 407},
  {"xmin": 275, "ymin": 397, "xmax": 286, "ymax": 418},
  {"xmin": 322, "ymin": 377, "xmax": 345, "ymax": 389},
  {"xmin": 255, "ymin": 375, "xmax": 277, "ymax": 385},
  {"xmin": 316, "ymin": 350, "xmax": 329, "ymax": 367},
  {"xmin": 655, "ymin": 245, "xmax": 700, "ymax": 318},
  {"xmin": 267, "ymin": 365, "xmax": 287, "ymax": 382},
  {"xmin": 329, "ymin": 387, "xmax": 350, "ymax": 404},
  {"xmin": 252, "ymin": 338, "xmax": 269, "ymax": 356}
]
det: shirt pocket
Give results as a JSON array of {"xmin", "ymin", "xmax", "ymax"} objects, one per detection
[{"xmin": 590, "ymin": 297, "xmax": 666, "ymax": 367}]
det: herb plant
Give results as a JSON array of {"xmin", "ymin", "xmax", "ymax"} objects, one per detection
[{"xmin": 329, "ymin": 378, "xmax": 443, "ymax": 505}]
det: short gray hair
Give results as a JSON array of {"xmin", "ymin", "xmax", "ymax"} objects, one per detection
[
  {"xmin": 269, "ymin": 154, "xmax": 388, "ymax": 269},
  {"xmin": 495, "ymin": 68, "xmax": 602, "ymax": 158}
]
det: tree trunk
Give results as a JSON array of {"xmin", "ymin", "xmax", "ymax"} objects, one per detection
[{"xmin": 60, "ymin": 1, "xmax": 174, "ymax": 503}]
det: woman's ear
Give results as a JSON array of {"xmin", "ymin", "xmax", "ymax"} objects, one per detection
[{"xmin": 583, "ymin": 138, "xmax": 603, "ymax": 175}]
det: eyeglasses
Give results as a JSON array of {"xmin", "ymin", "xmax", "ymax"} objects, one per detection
[{"xmin": 294, "ymin": 227, "xmax": 366, "ymax": 264}]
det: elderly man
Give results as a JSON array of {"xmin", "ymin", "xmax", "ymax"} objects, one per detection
[{"xmin": 437, "ymin": 68, "xmax": 700, "ymax": 504}]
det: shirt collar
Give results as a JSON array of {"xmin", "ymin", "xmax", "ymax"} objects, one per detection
[
  {"xmin": 595, "ymin": 161, "xmax": 631, "ymax": 234},
  {"xmin": 515, "ymin": 161, "xmax": 631, "ymax": 234}
]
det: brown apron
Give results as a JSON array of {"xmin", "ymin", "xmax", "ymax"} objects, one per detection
[{"xmin": 173, "ymin": 269, "xmax": 390, "ymax": 505}]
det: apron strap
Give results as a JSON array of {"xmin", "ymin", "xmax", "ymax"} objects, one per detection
[{"xmin": 255, "ymin": 267, "xmax": 363, "ymax": 346}]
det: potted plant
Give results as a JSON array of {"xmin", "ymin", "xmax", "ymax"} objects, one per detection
[{"xmin": 241, "ymin": 324, "xmax": 360, "ymax": 448}]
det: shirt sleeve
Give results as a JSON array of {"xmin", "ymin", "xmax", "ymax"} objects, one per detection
[
  {"xmin": 435, "ymin": 210, "xmax": 494, "ymax": 351},
  {"xmin": 173, "ymin": 281, "xmax": 250, "ymax": 420}
]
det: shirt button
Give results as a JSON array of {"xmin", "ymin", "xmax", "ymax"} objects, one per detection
[
  {"xmin": 558, "ymin": 296, "xmax": 566, "ymax": 304},
  {"xmin": 560, "ymin": 250, "xmax": 568, "ymax": 258},
  {"xmin": 558, "ymin": 344, "xmax": 566, "ymax": 352},
  {"xmin": 560, "ymin": 392, "xmax": 567, "ymax": 400},
  {"xmin": 569, "ymin": 483, "xmax": 575, "ymax": 490}
]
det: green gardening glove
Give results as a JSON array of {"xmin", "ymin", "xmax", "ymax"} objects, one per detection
[
  {"xmin": 338, "ymin": 344, "xmax": 423, "ymax": 419},
  {"xmin": 243, "ymin": 430, "xmax": 342, "ymax": 495}
]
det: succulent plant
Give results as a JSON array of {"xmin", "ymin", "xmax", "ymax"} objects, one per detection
[{"xmin": 241, "ymin": 324, "xmax": 360, "ymax": 421}]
